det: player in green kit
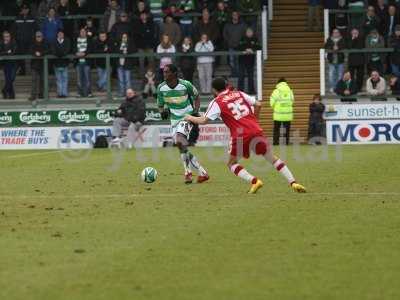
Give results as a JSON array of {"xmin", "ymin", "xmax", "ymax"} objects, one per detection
[{"xmin": 157, "ymin": 64, "xmax": 209, "ymax": 184}]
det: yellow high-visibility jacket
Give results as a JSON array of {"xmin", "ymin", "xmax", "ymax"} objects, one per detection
[{"xmin": 270, "ymin": 82, "xmax": 294, "ymax": 121}]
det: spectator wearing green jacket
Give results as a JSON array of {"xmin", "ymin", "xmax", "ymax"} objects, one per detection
[{"xmin": 270, "ymin": 78, "xmax": 294, "ymax": 145}]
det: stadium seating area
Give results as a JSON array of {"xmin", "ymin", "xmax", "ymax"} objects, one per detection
[
  {"xmin": 0, "ymin": 0, "xmax": 262, "ymax": 104},
  {"xmin": 324, "ymin": 0, "xmax": 400, "ymax": 99}
]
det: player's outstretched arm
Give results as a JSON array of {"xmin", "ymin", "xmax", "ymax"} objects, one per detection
[{"xmin": 184, "ymin": 114, "xmax": 209, "ymax": 125}]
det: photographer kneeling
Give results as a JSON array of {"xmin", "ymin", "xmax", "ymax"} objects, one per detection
[{"xmin": 111, "ymin": 88, "xmax": 146, "ymax": 147}]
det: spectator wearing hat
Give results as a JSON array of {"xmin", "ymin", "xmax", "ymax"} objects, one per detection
[
  {"xmin": 347, "ymin": 28, "xmax": 365, "ymax": 92},
  {"xmin": 52, "ymin": 30, "xmax": 71, "ymax": 98},
  {"xmin": 29, "ymin": 31, "xmax": 49, "ymax": 101},
  {"xmin": 160, "ymin": 14, "xmax": 182, "ymax": 46},
  {"xmin": 41, "ymin": 7, "xmax": 63, "ymax": 45},
  {"xmin": 366, "ymin": 70, "xmax": 387, "ymax": 97},
  {"xmin": 389, "ymin": 24, "xmax": 400, "ymax": 77},
  {"xmin": 0, "ymin": 31, "xmax": 18, "ymax": 99},
  {"xmin": 110, "ymin": 11, "xmax": 132, "ymax": 42},
  {"xmin": 14, "ymin": 4, "xmax": 36, "ymax": 76},
  {"xmin": 365, "ymin": 28, "xmax": 386, "ymax": 75}
]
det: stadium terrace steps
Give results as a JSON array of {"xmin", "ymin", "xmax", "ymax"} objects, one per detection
[{"xmin": 260, "ymin": 0, "xmax": 323, "ymax": 141}]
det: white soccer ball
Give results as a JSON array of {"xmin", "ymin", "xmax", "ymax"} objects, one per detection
[{"xmin": 141, "ymin": 167, "xmax": 158, "ymax": 183}]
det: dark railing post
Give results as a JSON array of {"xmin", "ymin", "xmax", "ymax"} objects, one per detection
[
  {"xmin": 106, "ymin": 54, "xmax": 112, "ymax": 101},
  {"xmin": 44, "ymin": 56, "xmax": 49, "ymax": 102}
]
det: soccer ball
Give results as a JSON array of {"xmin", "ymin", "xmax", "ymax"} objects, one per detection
[{"xmin": 141, "ymin": 167, "xmax": 158, "ymax": 183}]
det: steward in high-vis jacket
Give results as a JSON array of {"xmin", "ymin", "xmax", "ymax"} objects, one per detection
[{"xmin": 270, "ymin": 78, "xmax": 294, "ymax": 145}]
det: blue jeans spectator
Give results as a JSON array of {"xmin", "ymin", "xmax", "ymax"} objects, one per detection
[
  {"xmin": 117, "ymin": 67, "xmax": 132, "ymax": 96},
  {"xmin": 76, "ymin": 64, "xmax": 91, "ymax": 97},
  {"xmin": 2, "ymin": 63, "xmax": 17, "ymax": 98},
  {"xmin": 329, "ymin": 63, "xmax": 344, "ymax": 92},
  {"xmin": 54, "ymin": 67, "xmax": 69, "ymax": 97},
  {"xmin": 97, "ymin": 67, "xmax": 107, "ymax": 91},
  {"xmin": 228, "ymin": 48, "xmax": 239, "ymax": 77}
]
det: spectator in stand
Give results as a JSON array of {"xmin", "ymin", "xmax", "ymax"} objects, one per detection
[
  {"xmin": 0, "ymin": 31, "xmax": 17, "ymax": 99},
  {"xmin": 84, "ymin": 17, "xmax": 97, "ymax": 42},
  {"xmin": 179, "ymin": 36, "xmax": 195, "ymax": 82},
  {"xmin": 325, "ymin": 28, "xmax": 346, "ymax": 93},
  {"xmin": 57, "ymin": 0, "xmax": 74, "ymax": 39},
  {"xmin": 197, "ymin": 0, "xmax": 215, "ymax": 12},
  {"xmin": 177, "ymin": 0, "xmax": 196, "ymax": 38},
  {"xmin": 53, "ymin": 30, "xmax": 71, "ymax": 98},
  {"xmin": 14, "ymin": 4, "xmax": 36, "ymax": 76},
  {"xmin": 157, "ymin": 34, "xmax": 176, "ymax": 80},
  {"xmin": 365, "ymin": 28, "xmax": 385, "ymax": 75},
  {"xmin": 389, "ymin": 25, "xmax": 400, "ymax": 77},
  {"xmin": 115, "ymin": 32, "xmax": 136, "ymax": 97},
  {"xmin": 347, "ymin": 28, "xmax": 365, "ymax": 92},
  {"xmin": 195, "ymin": 33, "xmax": 214, "ymax": 94},
  {"xmin": 363, "ymin": 6, "xmax": 380, "ymax": 36},
  {"xmin": 237, "ymin": 0, "xmax": 260, "ymax": 28},
  {"xmin": 308, "ymin": 94, "xmax": 325, "ymax": 145},
  {"xmin": 102, "ymin": 0, "xmax": 123, "ymax": 33},
  {"xmin": 335, "ymin": 0, "xmax": 348, "ymax": 37},
  {"xmin": 133, "ymin": 0, "xmax": 150, "ymax": 21},
  {"xmin": 194, "ymin": 8, "xmax": 220, "ymax": 45},
  {"xmin": 375, "ymin": 0, "xmax": 388, "ymax": 34},
  {"xmin": 41, "ymin": 7, "xmax": 63, "ymax": 44},
  {"xmin": 29, "ymin": 31, "xmax": 49, "ymax": 101},
  {"xmin": 214, "ymin": 1, "xmax": 229, "ymax": 47},
  {"xmin": 160, "ymin": 14, "xmax": 182, "ymax": 46},
  {"xmin": 389, "ymin": 75, "xmax": 400, "ymax": 97},
  {"xmin": 93, "ymin": 32, "xmax": 111, "ymax": 92},
  {"xmin": 366, "ymin": 70, "xmax": 387, "ymax": 97},
  {"xmin": 348, "ymin": 0, "xmax": 365, "ymax": 29},
  {"xmin": 223, "ymin": 11, "xmax": 247, "ymax": 77},
  {"xmin": 149, "ymin": 0, "xmax": 165, "ymax": 24},
  {"xmin": 237, "ymin": 27, "xmax": 260, "ymax": 94},
  {"xmin": 111, "ymin": 11, "xmax": 132, "ymax": 42},
  {"xmin": 383, "ymin": 5, "xmax": 399, "ymax": 40},
  {"xmin": 143, "ymin": 67, "xmax": 157, "ymax": 98},
  {"xmin": 37, "ymin": 0, "xmax": 59, "ymax": 19},
  {"xmin": 135, "ymin": 12, "xmax": 156, "ymax": 74},
  {"xmin": 307, "ymin": 0, "xmax": 322, "ymax": 32},
  {"xmin": 75, "ymin": 27, "xmax": 93, "ymax": 97},
  {"xmin": 335, "ymin": 71, "xmax": 357, "ymax": 102}
]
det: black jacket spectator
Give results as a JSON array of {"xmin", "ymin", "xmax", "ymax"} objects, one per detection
[
  {"xmin": 389, "ymin": 31, "xmax": 400, "ymax": 65},
  {"xmin": 93, "ymin": 35, "xmax": 111, "ymax": 69},
  {"xmin": 14, "ymin": 11, "xmax": 36, "ymax": 53},
  {"xmin": 347, "ymin": 29, "xmax": 365, "ymax": 91},
  {"xmin": 179, "ymin": 39, "xmax": 196, "ymax": 82},
  {"xmin": 381, "ymin": 5, "xmax": 398, "ymax": 38},
  {"xmin": 134, "ymin": 17, "xmax": 156, "ymax": 49},
  {"xmin": 52, "ymin": 36, "xmax": 71, "ymax": 68},
  {"xmin": 389, "ymin": 76, "xmax": 400, "ymax": 95},
  {"xmin": 0, "ymin": 38, "xmax": 18, "ymax": 65},
  {"xmin": 325, "ymin": 35, "xmax": 346, "ymax": 64},
  {"xmin": 110, "ymin": 17, "xmax": 133, "ymax": 42},
  {"xmin": 30, "ymin": 39, "xmax": 49, "ymax": 71},
  {"xmin": 336, "ymin": 72, "xmax": 358, "ymax": 102},
  {"xmin": 117, "ymin": 95, "xmax": 146, "ymax": 124},
  {"xmin": 237, "ymin": 35, "xmax": 261, "ymax": 65}
]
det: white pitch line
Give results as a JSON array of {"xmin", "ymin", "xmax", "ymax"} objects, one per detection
[
  {"xmin": 0, "ymin": 192, "xmax": 399, "ymax": 200},
  {"xmin": 5, "ymin": 150, "xmax": 64, "ymax": 159}
]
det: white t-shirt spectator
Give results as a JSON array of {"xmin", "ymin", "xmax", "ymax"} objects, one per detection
[{"xmin": 194, "ymin": 40, "xmax": 214, "ymax": 64}]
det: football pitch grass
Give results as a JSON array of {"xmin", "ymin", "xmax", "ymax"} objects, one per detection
[{"xmin": 1, "ymin": 145, "xmax": 399, "ymax": 300}]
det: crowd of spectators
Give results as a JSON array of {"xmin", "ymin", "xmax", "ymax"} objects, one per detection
[
  {"xmin": 0, "ymin": 0, "xmax": 263, "ymax": 100},
  {"xmin": 323, "ymin": 0, "xmax": 400, "ymax": 100}
]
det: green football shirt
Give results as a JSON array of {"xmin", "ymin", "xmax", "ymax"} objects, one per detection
[{"xmin": 157, "ymin": 79, "xmax": 199, "ymax": 126}]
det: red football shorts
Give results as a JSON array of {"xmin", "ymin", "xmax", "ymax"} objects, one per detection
[{"xmin": 229, "ymin": 134, "xmax": 270, "ymax": 159}]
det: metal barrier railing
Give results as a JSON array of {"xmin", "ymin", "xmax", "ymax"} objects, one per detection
[{"xmin": 0, "ymin": 50, "xmax": 264, "ymax": 105}]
